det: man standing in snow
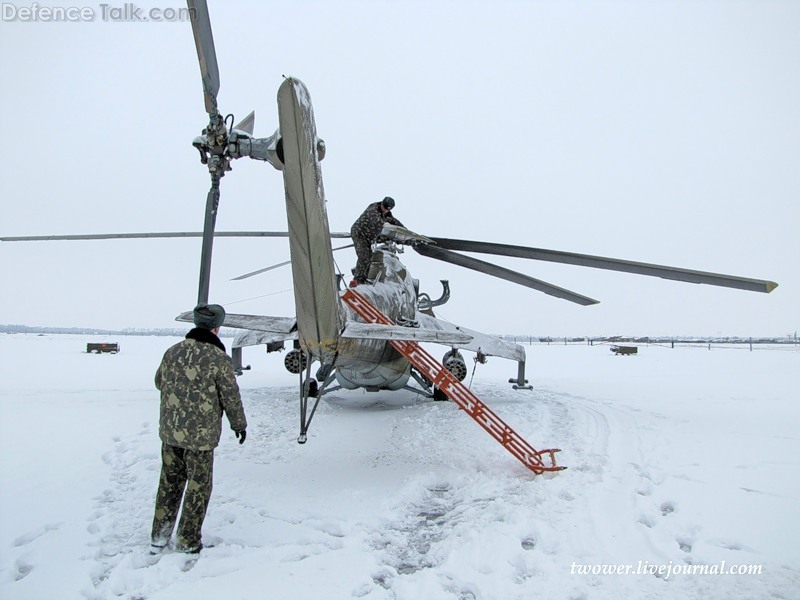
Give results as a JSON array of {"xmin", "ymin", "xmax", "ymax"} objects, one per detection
[
  {"xmin": 349, "ymin": 196, "xmax": 404, "ymax": 286},
  {"xmin": 150, "ymin": 303, "xmax": 247, "ymax": 554}
]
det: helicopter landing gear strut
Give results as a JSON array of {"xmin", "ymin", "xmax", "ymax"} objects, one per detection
[
  {"xmin": 509, "ymin": 360, "xmax": 533, "ymax": 390},
  {"xmin": 297, "ymin": 353, "xmax": 338, "ymax": 444},
  {"xmin": 297, "ymin": 354, "xmax": 318, "ymax": 444}
]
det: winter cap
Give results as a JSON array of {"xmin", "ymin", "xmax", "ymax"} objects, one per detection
[
  {"xmin": 193, "ymin": 303, "xmax": 226, "ymax": 329},
  {"xmin": 381, "ymin": 196, "xmax": 395, "ymax": 209}
]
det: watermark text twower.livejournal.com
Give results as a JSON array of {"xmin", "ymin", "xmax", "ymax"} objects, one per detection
[
  {"xmin": 571, "ymin": 561, "xmax": 763, "ymax": 581},
  {"xmin": 2, "ymin": 3, "xmax": 195, "ymax": 22}
]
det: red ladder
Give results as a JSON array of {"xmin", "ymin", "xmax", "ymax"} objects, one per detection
[{"xmin": 342, "ymin": 289, "xmax": 565, "ymax": 475}]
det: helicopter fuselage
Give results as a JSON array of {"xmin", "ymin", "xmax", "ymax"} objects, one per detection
[{"xmin": 334, "ymin": 248, "xmax": 419, "ymax": 391}]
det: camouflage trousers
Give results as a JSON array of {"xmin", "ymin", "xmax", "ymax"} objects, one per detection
[
  {"xmin": 151, "ymin": 443, "xmax": 214, "ymax": 550},
  {"xmin": 352, "ymin": 234, "xmax": 373, "ymax": 282}
]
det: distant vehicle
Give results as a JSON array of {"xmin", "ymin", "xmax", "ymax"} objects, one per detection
[
  {"xmin": 611, "ymin": 345, "xmax": 638, "ymax": 356},
  {"xmin": 87, "ymin": 342, "xmax": 119, "ymax": 354}
]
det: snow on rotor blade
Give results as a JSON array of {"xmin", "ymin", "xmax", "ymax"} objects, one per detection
[
  {"xmin": 415, "ymin": 244, "xmax": 600, "ymax": 306},
  {"xmin": 429, "ymin": 238, "xmax": 778, "ymax": 294}
]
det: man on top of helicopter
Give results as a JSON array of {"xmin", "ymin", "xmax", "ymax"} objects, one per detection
[{"xmin": 349, "ymin": 196, "xmax": 404, "ymax": 286}]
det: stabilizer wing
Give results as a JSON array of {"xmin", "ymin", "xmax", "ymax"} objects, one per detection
[
  {"xmin": 415, "ymin": 313, "xmax": 526, "ymax": 362},
  {"xmin": 341, "ymin": 322, "xmax": 472, "ymax": 345},
  {"xmin": 176, "ymin": 311, "xmax": 296, "ymax": 334},
  {"xmin": 232, "ymin": 329, "xmax": 298, "ymax": 349}
]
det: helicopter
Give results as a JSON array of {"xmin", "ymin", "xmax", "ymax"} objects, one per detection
[
  {"xmin": 183, "ymin": 0, "xmax": 780, "ymax": 445},
  {"xmin": 0, "ymin": 0, "xmax": 778, "ymax": 459}
]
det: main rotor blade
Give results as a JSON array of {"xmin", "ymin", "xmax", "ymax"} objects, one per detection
[
  {"xmin": 187, "ymin": 0, "xmax": 220, "ymax": 116},
  {"xmin": 232, "ymin": 244, "xmax": 355, "ymax": 281},
  {"xmin": 429, "ymin": 238, "xmax": 778, "ymax": 295},
  {"xmin": 415, "ymin": 245, "xmax": 599, "ymax": 306},
  {"xmin": 0, "ymin": 231, "xmax": 353, "ymax": 242}
]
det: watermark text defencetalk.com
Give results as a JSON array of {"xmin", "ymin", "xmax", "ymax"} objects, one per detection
[{"xmin": 2, "ymin": 3, "xmax": 195, "ymax": 22}]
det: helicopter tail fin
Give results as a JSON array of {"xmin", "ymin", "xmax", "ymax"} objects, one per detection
[{"xmin": 277, "ymin": 77, "xmax": 342, "ymax": 364}]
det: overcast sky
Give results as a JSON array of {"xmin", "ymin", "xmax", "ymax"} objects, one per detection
[{"xmin": 1, "ymin": 0, "xmax": 797, "ymax": 337}]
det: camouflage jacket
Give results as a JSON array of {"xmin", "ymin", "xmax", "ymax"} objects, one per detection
[
  {"xmin": 350, "ymin": 202, "xmax": 404, "ymax": 242},
  {"xmin": 155, "ymin": 329, "xmax": 247, "ymax": 451}
]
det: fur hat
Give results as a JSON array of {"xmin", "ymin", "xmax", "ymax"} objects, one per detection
[{"xmin": 193, "ymin": 303, "xmax": 226, "ymax": 329}]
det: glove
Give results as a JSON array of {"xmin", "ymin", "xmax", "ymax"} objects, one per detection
[{"xmin": 235, "ymin": 429, "xmax": 246, "ymax": 445}]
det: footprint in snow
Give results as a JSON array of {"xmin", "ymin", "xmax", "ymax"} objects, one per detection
[
  {"xmin": 638, "ymin": 514, "xmax": 656, "ymax": 528},
  {"xmin": 13, "ymin": 559, "xmax": 34, "ymax": 581},
  {"xmin": 660, "ymin": 501, "xmax": 676, "ymax": 516},
  {"xmin": 521, "ymin": 538, "xmax": 536, "ymax": 550},
  {"xmin": 13, "ymin": 522, "xmax": 61, "ymax": 547}
]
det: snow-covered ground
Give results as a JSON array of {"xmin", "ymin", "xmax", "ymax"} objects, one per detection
[{"xmin": 0, "ymin": 333, "xmax": 798, "ymax": 600}]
